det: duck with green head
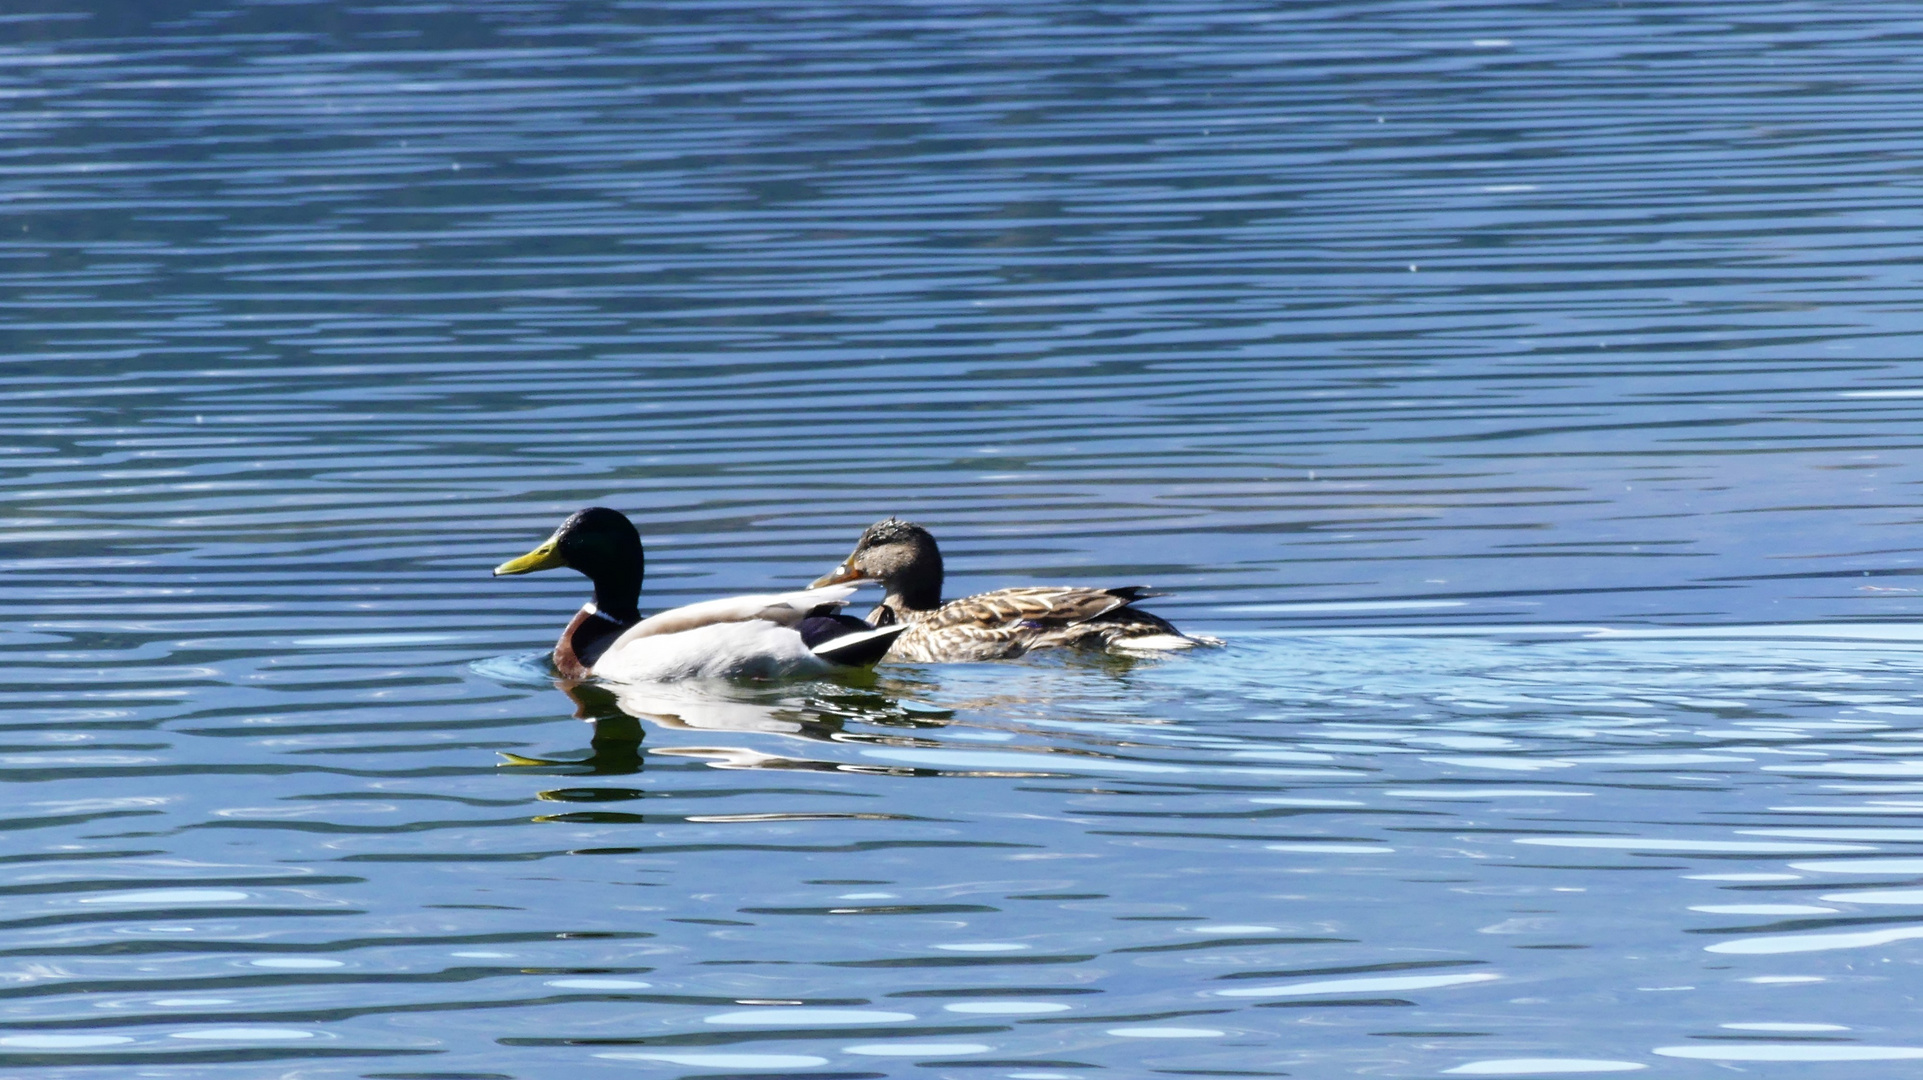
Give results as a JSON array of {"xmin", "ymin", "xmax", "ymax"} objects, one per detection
[{"xmin": 496, "ymin": 507, "xmax": 903, "ymax": 681}]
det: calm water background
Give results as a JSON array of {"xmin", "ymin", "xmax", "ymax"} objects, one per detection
[{"xmin": 6, "ymin": 1, "xmax": 1923, "ymax": 1076}]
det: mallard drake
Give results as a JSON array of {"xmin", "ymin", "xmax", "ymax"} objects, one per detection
[
  {"xmin": 809, "ymin": 518, "xmax": 1220, "ymax": 662},
  {"xmin": 495, "ymin": 507, "xmax": 903, "ymax": 681}
]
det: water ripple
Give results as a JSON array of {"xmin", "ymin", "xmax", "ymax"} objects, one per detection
[{"xmin": 7, "ymin": 1, "xmax": 1923, "ymax": 1074}]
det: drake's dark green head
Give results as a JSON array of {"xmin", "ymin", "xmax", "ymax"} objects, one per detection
[{"xmin": 495, "ymin": 507, "xmax": 644, "ymax": 620}]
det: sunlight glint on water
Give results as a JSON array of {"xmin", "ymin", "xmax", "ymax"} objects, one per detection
[{"xmin": 5, "ymin": 1, "xmax": 1923, "ymax": 1076}]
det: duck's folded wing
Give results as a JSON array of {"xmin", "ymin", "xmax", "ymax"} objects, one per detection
[
  {"xmin": 614, "ymin": 585, "xmax": 857, "ymax": 645},
  {"xmin": 924, "ymin": 586, "xmax": 1164, "ymax": 630}
]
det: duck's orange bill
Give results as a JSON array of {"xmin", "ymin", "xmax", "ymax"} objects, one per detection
[{"xmin": 809, "ymin": 563, "xmax": 865, "ymax": 588}]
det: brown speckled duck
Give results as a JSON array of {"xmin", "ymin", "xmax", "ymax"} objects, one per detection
[{"xmin": 809, "ymin": 518, "xmax": 1220, "ymax": 663}]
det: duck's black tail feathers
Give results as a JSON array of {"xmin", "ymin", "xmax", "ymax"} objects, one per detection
[{"xmin": 800, "ymin": 614, "xmax": 908, "ymax": 668}]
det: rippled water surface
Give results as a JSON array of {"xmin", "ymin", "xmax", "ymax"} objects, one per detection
[{"xmin": 8, "ymin": 1, "xmax": 1923, "ymax": 1076}]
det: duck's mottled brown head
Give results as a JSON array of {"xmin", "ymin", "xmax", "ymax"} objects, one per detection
[{"xmin": 810, "ymin": 517, "xmax": 944, "ymax": 611}]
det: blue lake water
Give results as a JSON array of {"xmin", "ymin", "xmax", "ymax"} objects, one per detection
[{"xmin": 6, "ymin": 1, "xmax": 1923, "ymax": 1076}]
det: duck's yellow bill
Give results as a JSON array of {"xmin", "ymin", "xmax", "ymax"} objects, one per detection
[
  {"xmin": 809, "ymin": 563, "xmax": 864, "ymax": 588},
  {"xmin": 493, "ymin": 538, "xmax": 565, "ymax": 576}
]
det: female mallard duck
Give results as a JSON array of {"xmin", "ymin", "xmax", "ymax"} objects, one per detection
[
  {"xmin": 495, "ymin": 507, "xmax": 903, "ymax": 681},
  {"xmin": 809, "ymin": 518, "xmax": 1220, "ymax": 662}
]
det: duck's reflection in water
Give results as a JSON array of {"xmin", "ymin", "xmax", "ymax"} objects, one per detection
[
  {"xmin": 497, "ymin": 683, "xmax": 647, "ymax": 775},
  {"xmin": 503, "ymin": 676, "xmax": 956, "ymax": 779}
]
